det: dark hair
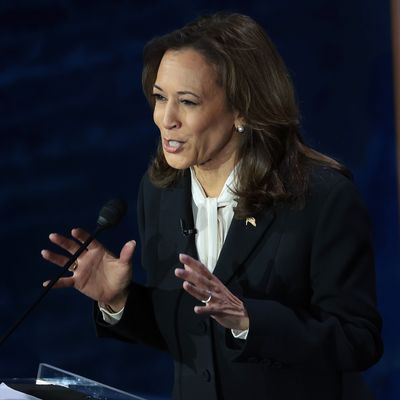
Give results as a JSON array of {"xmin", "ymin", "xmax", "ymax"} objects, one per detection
[{"xmin": 142, "ymin": 12, "xmax": 349, "ymax": 218}]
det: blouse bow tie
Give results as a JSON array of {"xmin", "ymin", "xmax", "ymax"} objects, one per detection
[{"xmin": 191, "ymin": 170, "xmax": 237, "ymax": 272}]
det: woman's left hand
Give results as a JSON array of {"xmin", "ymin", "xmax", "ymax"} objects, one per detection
[{"xmin": 175, "ymin": 253, "xmax": 249, "ymax": 331}]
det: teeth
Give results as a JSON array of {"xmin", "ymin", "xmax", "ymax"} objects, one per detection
[{"xmin": 168, "ymin": 140, "xmax": 181, "ymax": 148}]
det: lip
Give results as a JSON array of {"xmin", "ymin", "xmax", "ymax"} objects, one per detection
[{"xmin": 162, "ymin": 137, "xmax": 185, "ymax": 154}]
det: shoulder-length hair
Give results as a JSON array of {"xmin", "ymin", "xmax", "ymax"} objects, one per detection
[{"xmin": 142, "ymin": 13, "xmax": 349, "ymax": 219}]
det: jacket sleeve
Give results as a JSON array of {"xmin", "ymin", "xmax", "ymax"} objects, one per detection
[
  {"xmin": 94, "ymin": 176, "xmax": 168, "ymax": 351},
  {"xmin": 234, "ymin": 178, "xmax": 383, "ymax": 371}
]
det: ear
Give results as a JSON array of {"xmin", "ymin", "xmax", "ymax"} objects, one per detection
[
  {"xmin": 232, "ymin": 107, "xmax": 241, "ymax": 120},
  {"xmin": 233, "ymin": 113, "xmax": 246, "ymax": 131}
]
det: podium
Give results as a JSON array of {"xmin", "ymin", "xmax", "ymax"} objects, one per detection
[{"xmin": 4, "ymin": 363, "xmax": 152, "ymax": 400}]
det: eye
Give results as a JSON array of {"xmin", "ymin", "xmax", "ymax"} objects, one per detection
[
  {"xmin": 180, "ymin": 99, "xmax": 197, "ymax": 106},
  {"xmin": 152, "ymin": 93, "xmax": 166, "ymax": 102}
]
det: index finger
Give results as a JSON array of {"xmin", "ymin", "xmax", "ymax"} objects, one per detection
[
  {"xmin": 179, "ymin": 253, "xmax": 213, "ymax": 280},
  {"xmin": 71, "ymin": 228, "xmax": 100, "ymax": 250}
]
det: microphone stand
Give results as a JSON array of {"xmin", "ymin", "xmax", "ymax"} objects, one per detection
[{"xmin": 0, "ymin": 225, "xmax": 103, "ymax": 346}]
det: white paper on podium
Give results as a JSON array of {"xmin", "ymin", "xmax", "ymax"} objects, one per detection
[{"xmin": 0, "ymin": 383, "xmax": 41, "ymax": 400}]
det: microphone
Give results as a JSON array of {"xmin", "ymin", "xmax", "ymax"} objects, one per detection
[
  {"xmin": 180, "ymin": 218, "xmax": 197, "ymax": 237},
  {"xmin": 0, "ymin": 199, "xmax": 128, "ymax": 346},
  {"xmin": 97, "ymin": 199, "xmax": 128, "ymax": 231}
]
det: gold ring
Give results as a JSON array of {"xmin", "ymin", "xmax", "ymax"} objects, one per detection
[
  {"xmin": 68, "ymin": 260, "xmax": 78, "ymax": 272},
  {"xmin": 201, "ymin": 290, "xmax": 212, "ymax": 304}
]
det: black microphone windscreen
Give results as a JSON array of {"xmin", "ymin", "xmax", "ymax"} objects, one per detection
[{"xmin": 97, "ymin": 199, "xmax": 128, "ymax": 229}]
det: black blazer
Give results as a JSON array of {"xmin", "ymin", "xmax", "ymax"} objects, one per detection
[{"xmin": 96, "ymin": 166, "xmax": 383, "ymax": 400}]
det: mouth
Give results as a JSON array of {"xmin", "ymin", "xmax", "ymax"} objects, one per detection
[{"xmin": 163, "ymin": 138, "xmax": 185, "ymax": 153}]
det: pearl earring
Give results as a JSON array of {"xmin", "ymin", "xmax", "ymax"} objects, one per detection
[{"xmin": 237, "ymin": 125, "xmax": 245, "ymax": 133}]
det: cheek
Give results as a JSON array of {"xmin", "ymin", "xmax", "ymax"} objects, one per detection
[
  {"xmin": 153, "ymin": 107, "xmax": 162, "ymax": 129},
  {"xmin": 195, "ymin": 116, "xmax": 234, "ymax": 145}
]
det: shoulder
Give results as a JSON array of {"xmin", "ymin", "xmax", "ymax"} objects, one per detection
[
  {"xmin": 303, "ymin": 165, "xmax": 370, "ymax": 228},
  {"xmin": 139, "ymin": 170, "xmax": 156, "ymax": 197},
  {"xmin": 281, "ymin": 165, "xmax": 369, "ymax": 228},
  {"xmin": 139, "ymin": 169, "xmax": 189, "ymax": 195},
  {"xmin": 309, "ymin": 164, "xmax": 352, "ymax": 191},
  {"xmin": 306, "ymin": 165, "xmax": 360, "ymax": 204},
  {"xmin": 274, "ymin": 166, "xmax": 372, "ymax": 253}
]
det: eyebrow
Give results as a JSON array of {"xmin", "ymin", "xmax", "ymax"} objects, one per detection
[{"xmin": 153, "ymin": 84, "xmax": 200, "ymax": 99}]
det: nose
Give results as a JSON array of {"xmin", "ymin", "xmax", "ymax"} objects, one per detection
[{"xmin": 162, "ymin": 101, "xmax": 181, "ymax": 130}]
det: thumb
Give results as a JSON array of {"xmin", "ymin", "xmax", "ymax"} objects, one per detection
[{"xmin": 119, "ymin": 240, "xmax": 136, "ymax": 264}]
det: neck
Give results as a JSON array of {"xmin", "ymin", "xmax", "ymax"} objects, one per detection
[{"xmin": 193, "ymin": 154, "xmax": 237, "ymax": 198}]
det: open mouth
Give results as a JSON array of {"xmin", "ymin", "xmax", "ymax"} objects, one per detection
[
  {"xmin": 168, "ymin": 140, "xmax": 182, "ymax": 148},
  {"xmin": 163, "ymin": 138, "xmax": 185, "ymax": 153}
]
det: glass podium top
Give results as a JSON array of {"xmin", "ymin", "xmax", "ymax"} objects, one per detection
[
  {"xmin": 36, "ymin": 364, "xmax": 148, "ymax": 400},
  {"xmin": 2, "ymin": 363, "xmax": 169, "ymax": 400},
  {"xmin": 35, "ymin": 363, "xmax": 148, "ymax": 400}
]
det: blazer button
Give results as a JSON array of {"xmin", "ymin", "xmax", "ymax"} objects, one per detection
[{"xmin": 201, "ymin": 369, "xmax": 211, "ymax": 382}]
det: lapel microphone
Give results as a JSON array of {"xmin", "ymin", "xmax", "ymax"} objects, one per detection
[
  {"xmin": 0, "ymin": 199, "xmax": 128, "ymax": 346},
  {"xmin": 180, "ymin": 218, "xmax": 197, "ymax": 237}
]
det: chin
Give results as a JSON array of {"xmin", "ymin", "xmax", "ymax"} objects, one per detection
[{"xmin": 163, "ymin": 153, "xmax": 192, "ymax": 170}]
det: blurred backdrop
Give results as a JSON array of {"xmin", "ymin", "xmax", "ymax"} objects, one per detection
[{"xmin": 0, "ymin": 0, "xmax": 398, "ymax": 399}]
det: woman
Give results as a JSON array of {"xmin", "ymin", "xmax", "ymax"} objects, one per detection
[{"xmin": 42, "ymin": 13, "xmax": 383, "ymax": 400}]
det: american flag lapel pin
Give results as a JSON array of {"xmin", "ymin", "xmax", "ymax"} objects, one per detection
[{"xmin": 245, "ymin": 217, "xmax": 256, "ymax": 227}]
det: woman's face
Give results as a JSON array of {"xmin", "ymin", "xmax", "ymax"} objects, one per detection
[{"xmin": 152, "ymin": 48, "xmax": 240, "ymax": 171}]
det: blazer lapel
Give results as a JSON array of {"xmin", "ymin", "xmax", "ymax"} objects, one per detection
[
  {"xmin": 213, "ymin": 209, "xmax": 275, "ymax": 285},
  {"xmin": 159, "ymin": 170, "xmax": 198, "ymax": 261}
]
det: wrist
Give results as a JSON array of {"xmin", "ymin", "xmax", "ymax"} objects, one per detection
[
  {"xmin": 239, "ymin": 316, "xmax": 250, "ymax": 331},
  {"xmin": 107, "ymin": 287, "xmax": 129, "ymax": 312},
  {"xmin": 239, "ymin": 304, "xmax": 249, "ymax": 330}
]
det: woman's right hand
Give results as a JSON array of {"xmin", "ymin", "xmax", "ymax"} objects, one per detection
[{"xmin": 41, "ymin": 228, "xmax": 135, "ymax": 311}]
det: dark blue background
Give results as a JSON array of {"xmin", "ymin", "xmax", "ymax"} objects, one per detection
[{"xmin": 0, "ymin": 1, "xmax": 398, "ymax": 399}]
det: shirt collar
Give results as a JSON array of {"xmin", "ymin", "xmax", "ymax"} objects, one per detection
[{"xmin": 190, "ymin": 165, "xmax": 238, "ymax": 207}]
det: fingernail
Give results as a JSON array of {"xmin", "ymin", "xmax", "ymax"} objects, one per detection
[
  {"xmin": 43, "ymin": 281, "xmax": 49, "ymax": 287},
  {"xmin": 179, "ymin": 253, "xmax": 187, "ymax": 261}
]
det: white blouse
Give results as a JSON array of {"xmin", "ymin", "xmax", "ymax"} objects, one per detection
[{"xmin": 190, "ymin": 166, "xmax": 237, "ymax": 272}]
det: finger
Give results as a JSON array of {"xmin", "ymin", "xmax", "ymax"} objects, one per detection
[
  {"xmin": 194, "ymin": 297, "xmax": 247, "ymax": 317},
  {"xmin": 43, "ymin": 276, "xmax": 75, "ymax": 289},
  {"xmin": 194, "ymin": 304, "xmax": 217, "ymax": 315},
  {"xmin": 41, "ymin": 249, "xmax": 70, "ymax": 268},
  {"xmin": 179, "ymin": 253, "xmax": 213, "ymax": 280},
  {"xmin": 119, "ymin": 240, "xmax": 136, "ymax": 264},
  {"xmin": 194, "ymin": 304, "xmax": 243, "ymax": 317},
  {"xmin": 182, "ymin": 280, "xmax": 214, "ymax": 303},
  {"xmin": 175, "ymin": 267, "xmax": 218, "ymax": 292},
  {"xmin": 71, "ymin": 228, "xmax": 100, "ymax": 250},
  {"xmin": 49, "ymin": 233, "xmax": 81, "ymax": 255}
]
